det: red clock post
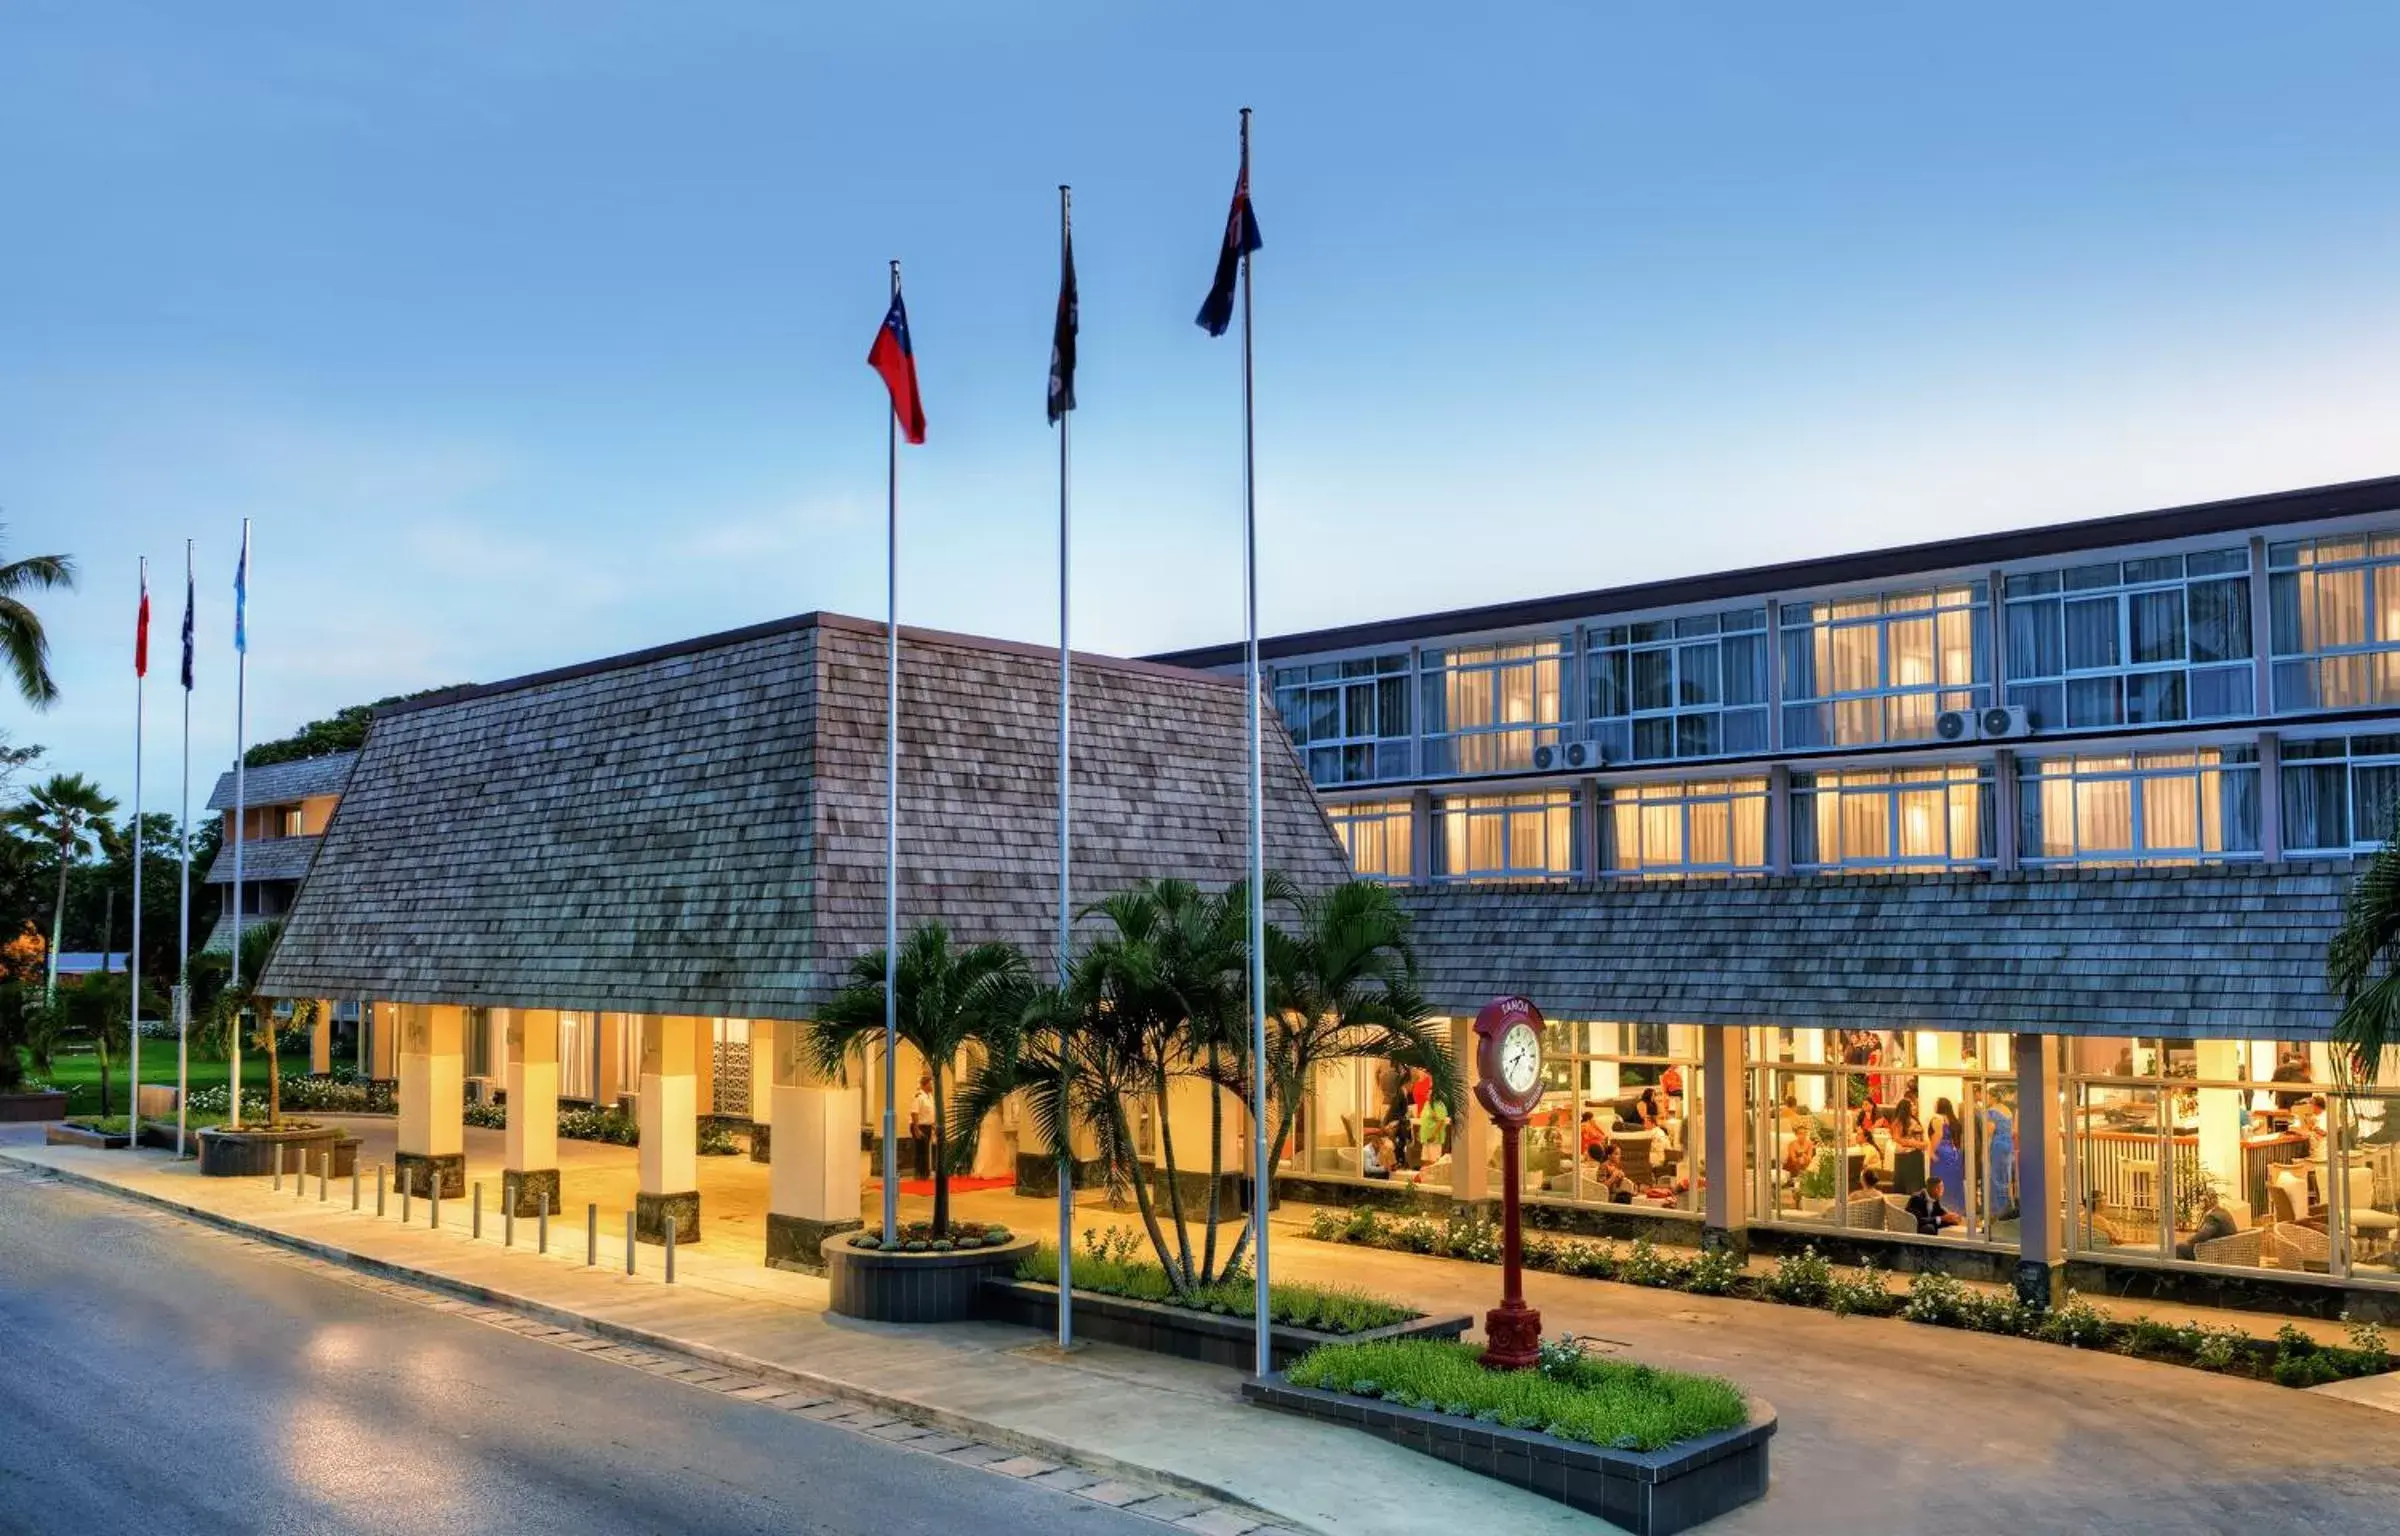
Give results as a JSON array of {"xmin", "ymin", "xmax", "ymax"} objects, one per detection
[{"xmin": 1471, "ymin": 994, "xmax": 1547, "ymax": 1370}]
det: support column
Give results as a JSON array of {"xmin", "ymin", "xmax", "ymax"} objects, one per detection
[
  {"xmin": 1701, "ymin": 1025, "xmax": 1749, "ymax": 1254},
  {"xmin": 1451, "ymin": 1017, "xmax": 1491, "ymax": 1205},
  {"xmin": 369, "ymin": 1001, "xmax": 397, "ymax": 1081},
  {"xmin": 636, "ymin": 1014, "xmax": 699, "ymax": 1243},
  {"xmin": 747, "ymin": 1020, "xmax": 776, "ymax": 1163},
  {"xmin": 2014, "ymin": 1031, "xmax": 2066, "ymax": 1308},
  {"xmin": 504, "ymin": 1009, "xmax": 561, "ymax": 1217},
  {"xmin": 308, "ymin": 1000, "xmax": 332, "ymax": 1077},
  {"xmin": 764, "ymin": 1018, "xmax": 864, "ymax": 1271},
  {"xmin": 395, "ymin": 1004, "xmax": 465, "ymax": 1197}
]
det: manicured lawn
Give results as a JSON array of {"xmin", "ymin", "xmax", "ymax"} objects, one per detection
[
  {"xmin": 1286, "ymin": 1338, "xmax": 1749, "ymax": 1452},
  {"xmin": 20, "ymin": 1048, "xmax": 273, "ymax": 1115}
]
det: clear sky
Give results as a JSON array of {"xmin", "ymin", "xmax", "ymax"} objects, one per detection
[{"xmin": 9, "ymin": 2, "xmax": 2400, "ymax": 799}]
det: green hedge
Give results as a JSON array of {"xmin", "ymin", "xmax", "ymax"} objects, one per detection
[
  {"xmin": 1017, "ymin": 1234, "xmax": 1416, "ymax": 1335},
  {"xmin": 1287, "ymin": 1338, "xmax": 1747, "ymax": 1452}
]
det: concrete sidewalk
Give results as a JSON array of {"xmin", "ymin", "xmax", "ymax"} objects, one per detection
[{"xmin": 0, "ymin": 1130, "xmax": 1586, "ymax": 1536}]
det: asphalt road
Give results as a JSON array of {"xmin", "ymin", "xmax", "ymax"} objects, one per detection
[{"xmin": 0, "ymin": 1170, "xmax": 1166, "ymax": 1536}]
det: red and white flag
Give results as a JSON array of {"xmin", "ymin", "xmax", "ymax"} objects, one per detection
[{"xmin": 134, "ymin": 567, "xmax": 150, "ymax": 678}]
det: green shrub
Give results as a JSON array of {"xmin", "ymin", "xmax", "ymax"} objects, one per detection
[
  {"xmin": 1015, "ymin": 1242, "xmax": 1415, "ymax": 1335},
  {"xmin": 1763, "ymin": 1247, "xmax": 1833, "ymax": 1308},
  {"xmin": 2035, "ymin": 1292, "xmax": 2110, "ymax": 1349},
  {"xmin": 2192, "ymin": 1325, "xmax": 2248, "ymax": 1370},
  {"xmin": 1288, "ymin": 1339, "xmax": 1747, "ymax": 1453},
  {"xmin": 1900, "ymin": 1270, "xmax": 1971, "ymax": 1327},
  {"xmin": 2346, "ymin": 1315, "xmax": 2391, "ymax": 1374},
  {"xmin": 462, "ymin": 1100, "xmax": 506, "ymax": 1130},
  {"xmin": 1685, "ymin": 1246, "xmax": 1743, "ymax": 1296},
  {"xmin": 1826, "ymin": 1260, "xmax": 1897, "ymax": 1318},
  {"xmin": 1621, "ymin": 1237, "xmax": 1690, "ymax": 1288}
]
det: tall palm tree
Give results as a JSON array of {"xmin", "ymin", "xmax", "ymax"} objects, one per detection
[
  {"xmin": 2331, "ymin": 827, "xmax": 2400, "ymax": 1083},
  {"xmin": 808, "ymin": 922, "xmax": 1030, "ymax": 1237},
  {"xmin": 202, "ymin": 920, "xmax": 311, "ymax": 1127},
  {"xmin": 0, "ymin": 532, "xmax": 75, "ymax": 708},
  {"xmin": 1218, "ymin": 879, "xmax": 1458, "ymax": 1274},
  {"xmin": 7, "ymin": 772, "xmax": 118, "ymax": 1005}
]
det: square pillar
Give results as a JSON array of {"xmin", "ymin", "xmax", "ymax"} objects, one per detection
[
  {"xmin": 764, "ymin": 1019, "xmax": 864, "ymax": 1271},
  {"xmin": 1701, "ymin": 1025, "xmax": 1748, "ymax": 1253},
  {"xmin": 395, "ymin": 1005, "xmax": 465, "ymax": 1196},
  {"xmin": 308, "ymin": 1001, "xmax": 332, "ymax": 1076},
  {"xmin": 369, "ymin": 1001, "xmax": 397, "ymax": 1081},
  {"xmin": 636, "ymin": 1014, "xmax": 699, "ymax": 1243},
  {"xmin": 503, "ymin": 1009, "xmax": 561, "ymax": 1218},
  {"xmin": 1450, "ymin": 1017, "xmax": 1491, "ymax": 1204},
  {"xmin": 747, "ymin": 1022, "xmax": 776, "ymax": 1162},
  {"xmin": 2014, "ymin": 1032, "xmax": 2066, "ymax": 1307}
]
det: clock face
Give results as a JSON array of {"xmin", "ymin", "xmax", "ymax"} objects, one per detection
[{"xmin": 1500, "ymin": 1022, "xmax": 1542, "ymax": 1096}]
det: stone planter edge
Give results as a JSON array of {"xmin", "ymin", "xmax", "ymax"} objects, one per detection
[
  {"xmin": 821, "ymin": 1233, "xmax": 1038, "ymax": 1323},
  {"xmin": 979, "ymin": 1278, "xmax": 1471, "ymax": 1372}
]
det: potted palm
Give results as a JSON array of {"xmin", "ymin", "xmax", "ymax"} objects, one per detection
[
  {"xmin": 813, "ymin": 921, "xmax": 1038, "ymax": 1321},
  {"xmin": 193, "ymin": 922, "xmax": 353, "ymax": 1177}
]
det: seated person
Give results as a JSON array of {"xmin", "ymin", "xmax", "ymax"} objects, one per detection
[
  {"xmin": 1780, "ymin": 1124, "xmax": 1818, "ymax": 1183},
  {"xmin": 2083, "ymin": 1189, "xmax": 2128, "ymax": 1247},
  {"xmin": 1859, "ymin": 1167, "xmax": 1885, "ymax": 1198},
  {"xmin": 1578, "ymin": 1110, "xmax": 1610, "ymax": 1165},
  {"xmin": 1591, "ymin": 1144, "xmax": 1638, "ymax": 1203},
  {"xmin": 2176, "ymin": 1188, "xmax": 2238, "ymax": 1259},
  {"xmin": 1361, "ymin": 1131, "xmax": 1398, "ymax": 1181},
  {"xmin": 1906, "ymin": 1175, "xmax": 1963, "ymax": 1236}
]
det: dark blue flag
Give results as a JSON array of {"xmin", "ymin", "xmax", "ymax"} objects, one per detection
[{"xmin": 1195, "ymin": 142, "xmax": 1262, "ymax": 337}]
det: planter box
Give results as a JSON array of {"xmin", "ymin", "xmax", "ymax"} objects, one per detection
[
  {"xmin": 195, "ymin": 1125, "xmax": 359, "ymax": 1179},
  {"xmin": 980, "ymin": 1278, "xmax": 1472, "ymax": 1373},
  {"xmin": 822, "ymin": 1234, "xmax": 1037, "ymax": 1324},
  {"xmin": 1243, "ymin": 1374, "xmax": 1775, "ymax": 1536},
  {"xmin": 46, "ymin": 1123, "xmax": 131, "ymax": 1149},
  {"xmin": 0, "ymin": 1090, "xmax": 68, "ymax": 1123}
]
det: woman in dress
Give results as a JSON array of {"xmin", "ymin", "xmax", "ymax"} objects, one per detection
[
  {"xmin": 1984, "ymin": 1093, "xmax": 2018, "ymax": 1219},
  {"xmin": 1931, "ymin": 1097, "xmax": 1968, "ymax": 1224}
]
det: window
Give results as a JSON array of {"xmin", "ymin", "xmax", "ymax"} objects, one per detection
[
  {"xmin": 2280, "ymin": 734, "xmax": 2400, "ymax": 852},
  {"xmin": 2270, "ymin": 533, "xmax": 2400, "ymax": 712},
  {"xmin": 1433, "ymin": 790, "xmax": 1576, "ymax": 881},
  {"xmin": 1751, "ymin": 1028, "xmax": 2015, "ymax": 1243},
  {"xmin": 280, "ymin": 807, "xmax": 304, "ymax": 838},
  {"xmin": 1780, "ymin": 585, "xmax": 1989, "ymax": 748},
  {"xmin": 1535, "ymin": 1019, "xmax": 1703, "ymax": 1218},
  {"xmin": 464, "ymin": 1006, "xmax": 494, "ymax": 1079},
  {"xmin": 1326, "ymin": 799, "xmax": 1414, "ymax": 882},
  {"xmin": 1790, "ymin": 765, "xmax": 1994, "ymax": 870},
  {"xmin": 1275, "ymin": 654, "xmax": 1413, "ymax": 787},
  {"xmin": 1585, "ymin": 609, "xmax": 1770, "ymax": 764},
  {"xmin": 2004, "ymin": 549, "xmax": 2253, "ymax": 731},
  {"xmin": 2018, "ymin": 749, "xmax": 2261, "ymax": 865},
  {"xmin": 558, "ymin": 1012, "xmax": 599, "ymax": 1102},
  {"xmin": 1597, "ymin": 778, "xmax": 1769, "ymax": 877},
  {"xmin": 1420, "ymin": 639, "xmax": 1565, "ymax": 776}
]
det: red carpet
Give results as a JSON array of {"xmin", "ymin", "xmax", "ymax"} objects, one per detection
[{"xmin": 869, "ymin": 1175, "xmax": 1017, "ymax": 1197}]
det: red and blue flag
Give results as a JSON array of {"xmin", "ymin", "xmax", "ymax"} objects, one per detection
[{"xmin": 868, "ymin": 292, "xmax": 926, "ymax": 445}]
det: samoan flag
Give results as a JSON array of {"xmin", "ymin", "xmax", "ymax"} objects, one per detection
[
  {"xmin": 233, "ymin": 530, "xmax": 248, "ymax": 655},
  {"xmin": 1048, "ymin": 223, "xmax": 1078, "ymax": 426},
  {"xmin": 1195, "ymin": 141, "xmax": 1262, "ymax": 338},
  {"xmin": 868, "ymin": 292, "xmax": 927, "ymax": 445},
  {"xmin": 134, "ymin": 567, "xmax": 150, "ymax": 679},
  {"xmin": 180, "ymin": 565, "xmax": 195, "ymax": 690}
]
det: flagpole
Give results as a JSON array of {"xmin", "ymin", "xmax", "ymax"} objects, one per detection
[
  {"xmin": 1237, "ymin": 106, "xmax": 1272, "ymax": 1381},
  {"xmin": 177, "ymin": 541, "xmax": 193, "ymax": 1158},
  {"xmin": 881, "ymin": 259, "xmax": 902, "ymax": 1243},
  {"xmin": 130, "ymin": 558, "xmax": 146, "ymax": 1132},
  {"xmin": 1054, "ymin": 182, "xmax": 1077, "ymax": 1351},
  {"xmin": 229, "ymin": 520, "xmax": 249, "ymax": 1132}
]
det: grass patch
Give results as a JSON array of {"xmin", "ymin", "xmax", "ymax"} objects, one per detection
[
  {"xmin": 1016, "ymin": 1238, "xmax": 1417, "ymax": 1335},
  {"xmin": 22, "ymin": 1048, "xmax": 273, "ymax": 1116},
  {"xmin": 1287, "ymin": 1338, "xmax": 1748, "ymax": 1453}
]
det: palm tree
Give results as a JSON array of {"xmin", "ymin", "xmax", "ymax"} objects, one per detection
[
  {"xmin": 808, "ymin": 922, "xmax": 1030, "ymax": 1238},
  {"xmin": 1215, "ymin": 879, "xmax": 1460, "ymax": 1275},
  {"xmin": 202, "ymin": 920, "xmax": 311, "ymax": 1128},
  {"xmin": 2331, "ymin": 826, "xmax": 2400, "ymax": 1083},
  {"xmin": 7, "ymin": 772, "xmax": 118, "ymax": 1007},
  {"xmin": 0, "ymin": 532, "xmax": 74, "ymax": 709}
]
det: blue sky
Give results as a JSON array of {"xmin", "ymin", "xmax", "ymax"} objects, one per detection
[{"xmin": 9, "ymin": 2, "xmax": 2400, "ymax": 798}]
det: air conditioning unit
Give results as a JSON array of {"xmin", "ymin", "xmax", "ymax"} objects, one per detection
[
  {"xmin": 1935, "ymin": 708, "xmax": 1982, "ymax": 743},
  {"xmin": 1533, "ymin": 739, "xmax": 1604, "ymax": 772},
  {"xmin": 1980, "ymin": 704, "xmax": 2034, "ymax": 740}
]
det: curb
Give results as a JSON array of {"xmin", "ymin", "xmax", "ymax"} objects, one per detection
[{"xmin": 2, "ymin": 1151, "xmax": 1289, "ymax": 1526}]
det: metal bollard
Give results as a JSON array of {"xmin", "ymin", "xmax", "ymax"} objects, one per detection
[
  {"xmin": 504, "ymin": 1198, "xmax": 514, "ymax": 1249},
  {"xmin": 625, "ymin": 1212, "xmax": 636, "ymax": 1275},
  {"xmin": 587, "ymin": 1203, "xmax": 598, "ymax": 1267},
  {"xmin": 429, "ymin": 1184, "xmax": 440, "ymax": 1232},
  {"xmin": 538, "ymin": 1192, "xmax": 549, "ymax": 1255},
  {"xmin": 297, "ymin": 1150, "xmax": 309, "ymax": 1201},
  {"xmin": 352, "ymin": 1164, "xmax": 361, "ymax": 1211},
  {"xmin": 377, "ymin": 1165, "xmax": 387, "ymax": 1218},
  {"xmin": 401, "ymin": 1184, "xmax": 411, "ymax": 1224},
  {"xmin": 473, "ymin": 1183, "xmax": 483, "ymax": 1240},
  {"xmin": 318, "ymin": 1158, "xmax": 328, "ymax": 1203},
  {"xmin": 664, "ymin": 1219, "xmax": 676, "ymax": 1284},
  {"xmin": 273, "ymin": 1144, "xmax": 283, "ymax": 1191}
]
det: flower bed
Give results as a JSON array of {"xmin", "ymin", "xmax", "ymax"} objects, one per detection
[
  {"xmin": 1015, "ymin": 1234, "xmax": 1414, "ymax": 1334},
  {"xmin": 1307, "ymin": 1208, "xmax": 2399, "ymax": 1388},
  {"xmin": 1246, "ymin": 1337, "xmax": 1769, "ymax": 1534},
  {"xmin": 848, "ymin": 1221, "xmax": 1015, "ymax": 1253}
]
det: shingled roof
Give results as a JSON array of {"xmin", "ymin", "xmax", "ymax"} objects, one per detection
[
  {"xmin": 206, "ymin": 751, "xmax": 357, "ymax": 812},
  {"xmin": 1397, "ymin": 862, "xmax": 2357, "ymax": 1040},
  {"xmin": 203, "ymin": 835, "xmax": 319, "ymax": 886},
  {"xmin": 259, "ymin": 613, "xmax": 1350, "ymax": 1015}
]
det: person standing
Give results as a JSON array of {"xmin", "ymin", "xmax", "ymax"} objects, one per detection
[{"xmin": 908, "ymin": 1073, "xmax": 935, "ymax": 1180}]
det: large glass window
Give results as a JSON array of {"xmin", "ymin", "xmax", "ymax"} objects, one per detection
[
  {"xmin": 1275, "ymin": 654, "xmax": 1414, "ymax": 787},
  {"xmin": 1585, "ymin": 609, "xmax": 1770, "ymax": 764},
  {"xmin": 1326, "ymin": 799, "xmax": 1414, "ymax": 882},
  {"xmin": 2064, "ymin": 1038, "xmax": 2399, "ymax": 1284},
  {"xmin": 2018, "ymin": 748, "xmax": 2262, "ymax": 865},
  {"xmin": 1433, "ymin": 790, "xmax": 1577, "ymax": 881},
  {"xmin": 1750, "ymin": 1028, "xmax": 2015, "ymax": 1243},
  {"xmin": 1532, "ymin": 1020, "xmax": 1702, "ymax": 1219},
  {"xmin": 1300, "ymin": 1057, "xmax": 1451, "ymax": 1182},
  {"xmin": 2003, "ymin": 549, "xmax": 2253, "ymax": 731},
  {"xmin": 558, "ymin": 1012, "xmax": 599, "ymax": 1102},
  {"xmin": 1420, "ymin": 640, "xmax": 1566, "ymax": 776},
  {"xmin": 1780, "ymin": 584, "xmax": 1989, "ymax": 748},
  {"xmin": 2271, "ymin": 533, "xmax": 2400, "ymax": 712},
  {"xmin": 1790, "ymin": 764, "xmax": 1994, "ymax": 871},
  {"xmin": 1597, "ymin": 778, "xmax": 1769, "ymax": 877},
  {"xmin": 2281, "ymin": 734, "xmax": 2400, "ymax": 853}
]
